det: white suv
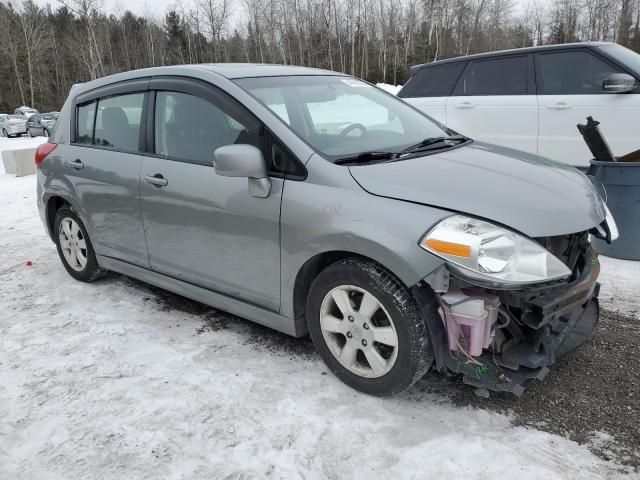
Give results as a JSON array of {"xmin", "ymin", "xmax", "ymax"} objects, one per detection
[{"xmin": 399, "ymin": 42, "xmax": 640, "ymax": 167}]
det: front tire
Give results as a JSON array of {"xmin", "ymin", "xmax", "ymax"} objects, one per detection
[
  {"xmin": 307, "ymin": 258, "xmax": 433, "ymax": 396},
  {"xmin": 43, "ymin": 128, "xmax": 49, "ymax": 137},
  {"xmin": 54, "ymin": 206, "xmax": 104, "ymax": 282}
]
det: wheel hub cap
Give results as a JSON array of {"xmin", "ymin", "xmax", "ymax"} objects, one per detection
[
  {"xmin": 58, "ymin": 217, "xmax": 88, "ymax": 272},
  {"xmin": 320, "ymin": 285, "xmax": 399, "ymax": 378}
]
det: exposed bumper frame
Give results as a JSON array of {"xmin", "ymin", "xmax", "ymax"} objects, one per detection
[{"xmin": 413, "ymin": 255, "xmax": 601, "ymax": 396}]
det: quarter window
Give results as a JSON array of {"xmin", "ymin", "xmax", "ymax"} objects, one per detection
[
  {"xmin": 76, "ymin": 101, "xmax": 96, "ymax": 145},
  {"xmin": 154, "ymin": 91, "xmax": 262, "ymax": 165},
  {"xmin": 398, "ymin": 63, "xmax": 466, "ymax": 98},
  {"xmin": 538, "ymin": 51, "xmax": 623, "ymax": 95},
  {"xmin": 456, "ymin": 56, "xmax": 529, "ymax": 95},
  {"xmin": 94, "ymin": 93, "xmax": 144, "ymax": 151}
]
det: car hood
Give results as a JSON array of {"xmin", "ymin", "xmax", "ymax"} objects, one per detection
[{"xmin": 349, "ymin": 142, "xmax": 606, "ymax": 237}]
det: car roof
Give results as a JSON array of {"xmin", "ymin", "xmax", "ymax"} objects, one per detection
[
  {"xmin": 196, "ymin": 63, "xmax": 345, "ymax": 79},
  {"xmin": 409, "ymin": 41, "xmax": 615, "ymax": 73},
  {"xmin": 68, "ymin": 63, "xmax": 348, "ymax": 98}
]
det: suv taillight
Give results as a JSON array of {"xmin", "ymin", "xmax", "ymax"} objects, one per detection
[{"xmin": 35, "ymin": 143, "xmax": 57, "ymax": 167}]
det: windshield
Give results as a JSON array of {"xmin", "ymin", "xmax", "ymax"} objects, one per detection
[
  {"xmin": 598, "ymin": 44, "xmax": 640, "ymax": 76},
  {"xmin": 234, "ymin": 76, "xmax": 451, "ymax": 161}
]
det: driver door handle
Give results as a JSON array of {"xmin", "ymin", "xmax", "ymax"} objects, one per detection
[
  {"xmin": 455, "ymin": 101, "xmax": 475, "ymax": 109},
  {"xmin": 546, "ymin": 102, "xmax": 572, "ymax": 110},
  {"xmin": 144, "ymin": 174, "xmax": 168, "ymax": 187}
]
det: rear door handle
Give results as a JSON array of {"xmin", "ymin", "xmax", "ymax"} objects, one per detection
[
  {"xmin": 66, "ymin": 159, "xmax": 84, "ymax": 170},
  {"xmin": 455, "ymin": 101, "xmax": 475, "ymax": 109},
  {"xmin": 144, "ymin": 174, "xmax": 168, "ymax": 187},
  {"xmin": 546, "ymin": 102, "xmax": 572, "ymax": 110}
]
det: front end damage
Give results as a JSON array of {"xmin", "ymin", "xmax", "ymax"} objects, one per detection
[{"xmin": 414, "ymin": 231, "xmax": 600, "ymax": 396}]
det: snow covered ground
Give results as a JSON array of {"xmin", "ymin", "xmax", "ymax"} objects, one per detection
[{"xmin": 1, "ymin": 156, "xmax": 638, "ymax": 477}]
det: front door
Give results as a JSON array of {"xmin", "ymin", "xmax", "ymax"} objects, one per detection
[
  {"xmin": 139, "ymin": 86, "xmax": 282, "ymax": 311},
  {"xmin": 64, "ymin": 92, "xmax": 149, "ymax": 267},
  {"xmin": 445, "ymin": 55, "xmax": 539, "ymax": 155},
  {"xmin": 536, "ymin": 49, "xmax": 640, "ymax": 166}
]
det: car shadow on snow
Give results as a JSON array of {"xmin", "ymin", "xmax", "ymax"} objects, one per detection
[{"xmin": 114, "ymin": 273, "xmax": 639, "ymax": 470}]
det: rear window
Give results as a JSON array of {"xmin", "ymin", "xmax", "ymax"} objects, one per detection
[
  {"xmin": 75, "ymin": 93, "xmax": 144, "ymax": 151},
  {"xmin": 76, "ymin": 101, "xmax": 96, "ymax": 144},
  {"xmin": 94, "ymin": 93, "xmax": 144, "ymax": 151},
  {"xmin": 398, "ymin": 63, "xmax": 466, "ymax": 98},
  {"xmin": 455, "ymin": 56, "xmax": 529, "ymax": 95}
]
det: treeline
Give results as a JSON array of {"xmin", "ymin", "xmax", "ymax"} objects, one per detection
[{"xmin": 1, "ymin": 0, "xmax": 640, "ymax": 112}]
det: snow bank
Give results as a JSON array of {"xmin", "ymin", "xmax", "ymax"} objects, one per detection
[
  {"xmin": 0, "ymin": 174, "xmax": 634, "ymax": 479},
  {"xmin": 376, "ymin": 83, "xmax": 403, "ymax": 95}
]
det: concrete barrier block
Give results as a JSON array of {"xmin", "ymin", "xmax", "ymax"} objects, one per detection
[
  {"xmin": 13, "ymin": 148, "xmax": 36, "ymax": 177},
  {"xmin": 2, "ymin": 150, "xmax": 17, "ymax": 174}
]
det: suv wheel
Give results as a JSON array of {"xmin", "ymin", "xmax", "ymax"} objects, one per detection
[
  {"xmin": 43, "ymin": 128, "xmax": 49, "ymax": 137},
  {"xmin": 307, "ymin": 257, "xmax": 433, "ymax": 396},
  {"xmin": 54, "ymin": 206, "xmax": 104, "ymax": 282}
]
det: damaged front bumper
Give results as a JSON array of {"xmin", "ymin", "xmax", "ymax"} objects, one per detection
[{"xmin": 413, "ymin": 246, "xmax": 601, "ymax": 397}]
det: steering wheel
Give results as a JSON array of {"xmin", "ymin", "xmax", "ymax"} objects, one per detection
[{"xmin": 338, "ymin": 123, "xmax": 367, "ymax": 137}]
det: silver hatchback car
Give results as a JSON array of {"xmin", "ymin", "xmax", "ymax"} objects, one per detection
[{"xmin": 36, "ymin": 64, "xmax": 617, "ymax": 396}]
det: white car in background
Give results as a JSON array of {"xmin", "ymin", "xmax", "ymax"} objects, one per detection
[
  {"xmin": 0, "ymin": 114, "xmax": 28, "ymax": 138},
  {"xmin": 14, "ymin": 106, "xmax": 39, "ymax": 118},
  {"xmin": 399, "ymin": 42, "xmax": 640, "ymax": 167}
]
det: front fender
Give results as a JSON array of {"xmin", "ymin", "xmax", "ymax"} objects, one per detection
[{"xmin": 279, "ymin": 161, "xmax": 449, "ymax": 319}]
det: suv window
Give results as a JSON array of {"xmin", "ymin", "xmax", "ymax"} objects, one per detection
[
  {"xmin": 94, "ymin": 93, "xmax": 144, "ymax": 151},
  {"xmin": 154, "ymin": 91, "xmax": 262, "ymax": 165},
  {"xmin": 76, "ymin": 101, "xmax": 97, "ymax": 144},
  {"xmin": 455, "ymin": 56, "xmax": 529, "ymax": 96},
  {"xmin": 538, "ymin": 50, "xmax": 624, "ymax": 95},
  {"xmin": 398, "ymin": 63, "xmax": 466, "ymax": 98}
]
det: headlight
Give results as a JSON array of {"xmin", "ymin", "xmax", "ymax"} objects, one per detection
[{"xmin": 419, "ymin": 215, "xmax": 571, "ymax": 285}]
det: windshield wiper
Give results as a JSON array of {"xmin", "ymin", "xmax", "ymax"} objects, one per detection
[
  {"xmin": 334, "ymin": 151, "xmax": 399, "ymax": 165},
  {"xmin": 400, "ymin": 135, "xmax": 468, "ymax": 155}
]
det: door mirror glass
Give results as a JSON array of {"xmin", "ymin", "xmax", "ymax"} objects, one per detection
[
  {"xmin": 214, "ymin": 144, "xmax": 271, "ymax": 197},
  {"xmin": 602, "ymin": 73, "xmax": 636, "ymax": 93}
]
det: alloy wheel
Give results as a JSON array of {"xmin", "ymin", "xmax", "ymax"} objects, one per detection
[
  {"xmin": 320, "ymin": 285, "xmax": 399, "ymax": 378},
  {"xmin": 58, "ymin": 217, "xmax": 88, "ymax": 272}
]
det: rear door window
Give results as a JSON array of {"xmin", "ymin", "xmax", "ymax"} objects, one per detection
[
  {"xmin": 94, "ymin": 93, "xmax": 144, "ymax": 151},
  {"xmin": 76, "ymin": 101, "xmax": 97, "ymax": 145},
  {"xmin": 398, "ymin": 63, "xmax": 466, "ymax": 98},
  {"xmin": 455, "ymin": 56, "xmax": 529, "ymax": 95},
  {"xmin": 537, "ymin": 50, "xmax": 624, "ymax": 95}
]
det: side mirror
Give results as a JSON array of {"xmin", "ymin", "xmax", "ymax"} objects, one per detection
[
  {"xmin": 213, "ymin": 144, "xmax": 271, "ymax": 198},
  {"xmin": 603, "ymin": 73, "xmax": 636, "ymax": 93}
]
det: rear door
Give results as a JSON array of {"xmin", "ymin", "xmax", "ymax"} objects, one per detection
[
  {"xmin": 445, "ymin": 55, "xmax": 538, "ymax": 154},
  {"xmin": 64, "ymin": 85, "xmax": 150, "ymax": 267},
  {"xmin": 139, "ymin": 79, "xmax": 283, "ymax": 311},
  {"xmin": 398, "ymin": 62, "xmax": 466, "ymax": 124},
  {"xmin": 536, "ymin": 49, "xmax": 640, "ymax": 166}
]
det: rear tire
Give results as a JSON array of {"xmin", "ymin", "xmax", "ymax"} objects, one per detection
[
  {"xmin": 2, "ymin": 129, "xmax": 9, "ymax": 138},
  {"xmin": 307, "ymin": 257, "xmax": 433, "ymax": 396},
  {"xmin": 54, "ymin": 206, "xmax": 104, "ymax": 282}
]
